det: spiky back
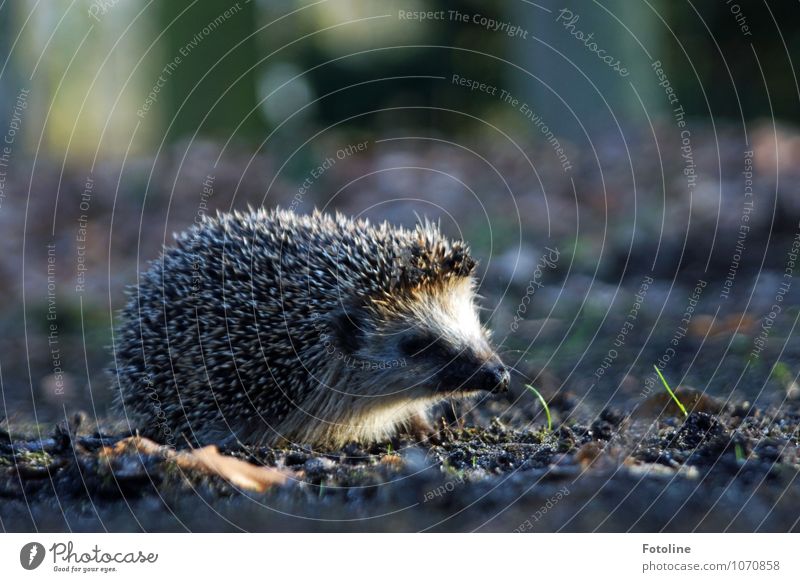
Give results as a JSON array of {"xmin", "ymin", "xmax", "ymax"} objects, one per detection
[{"xmin": 112, "ymin": 208, "xmax": 475, "ymax": 445}]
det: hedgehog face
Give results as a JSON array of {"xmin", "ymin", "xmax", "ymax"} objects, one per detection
[
  {"xmin": 330, "ymin": 278, "xmax": 509, "ymax": 398},
  {"xmin": 398, "ymin": 279, "xmax": 510, "ymax": 396}
]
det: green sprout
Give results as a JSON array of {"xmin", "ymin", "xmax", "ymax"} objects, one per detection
[
  {"xmin": 524, "ymin": 384, "xmax": 552, "ymax": 432},
  {"xmin": 653, "ymin": 365, "xmax": 688, "ymax": 417},
  {"xmin": 735, "ymin": 443, "xmax": 745, "ymax": 463},
  {"xmin": 771, "ymin": 361, "xmax": 793, "ymax": 387}
]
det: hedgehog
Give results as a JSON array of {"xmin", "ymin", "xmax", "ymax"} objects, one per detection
[{"xmin": 111, "ymin": 208, "xmax": 509, "ymax": 448}]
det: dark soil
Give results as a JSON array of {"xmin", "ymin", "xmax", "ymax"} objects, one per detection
[
  {"xmin": 2, "ymin": 389, "xmax": 799, "ymax": 532},
  {"xmin": 4, "ymin": 267, "xmax": 799, "ymax": 532}
]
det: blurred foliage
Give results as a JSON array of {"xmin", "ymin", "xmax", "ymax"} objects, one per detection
[
  {"xmin": 662, "ymin": 0, "xmax": 800, "ymax": 122},
  {"xmin": 156, "ymin": 0, "xmax": 267, "ymax": 141},
  {"xmin": 2, "ymin": 0, "xmax": 799, "ymax": 156},
  {"xmin": 254, "ymin": 0, "xmax": 508, "ymax": 133}
]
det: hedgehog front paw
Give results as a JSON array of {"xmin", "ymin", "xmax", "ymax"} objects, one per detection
[{"xmin": 403, "ymin": 413, "xmax": 441, "ymax": 445}]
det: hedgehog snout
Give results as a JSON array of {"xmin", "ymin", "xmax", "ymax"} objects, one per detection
[
  {"xmin": 468, "ymin": 340, "xmax": 510, "ymax": 393},
  {"xmin": 433, "ymin": 349, "xmax": 510, "ymax": 394},
  {"xmin": 481, "ymin": 362, "xmax": 511, "ymax": 393}
]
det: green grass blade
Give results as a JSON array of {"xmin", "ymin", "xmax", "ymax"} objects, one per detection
[
  {"xmin": 653, "ymin": 365, "xmax": 688, "ymax": 417},
  {"xmin": 735, "ymin": 443, "xmax": 745, "ymax": 463},
  {"xmin": 524, "ymin": 384, "xmax": 552, "ymax": 431}
]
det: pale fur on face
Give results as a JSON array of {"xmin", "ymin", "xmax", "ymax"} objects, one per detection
[
  {"xmin": 406, "ymin": 277, "xmax": 489, "ymax": 356},
  {"xmin": 265, "ymin": 278, "xmax": 495, "ymax": 448}
]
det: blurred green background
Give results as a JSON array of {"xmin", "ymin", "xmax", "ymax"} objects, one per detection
[{"xmin": 2, "ymin": 1, "xmax": 798, "ymax": 158}]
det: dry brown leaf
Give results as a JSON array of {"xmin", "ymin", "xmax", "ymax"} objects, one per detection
[
  {"xmin": 380, "ymin": 454, "xmax": 404, "ymax": 467},
  {"xmin": 689, "ymin": 313, "xmax": 756, "ymax": 338},
  {"xmin": 100, "ymin": 435, "xmax": 166, "ymax": 458},
  {"xmin": 177, "ymin": 445, "xmax": 289, "ymax": 492},
  {"xmin": 101, "ymin": 436, "xmax": 291, "ymax": 492},
  {"xmin": 575, "ymin": 442, "xmax": 604, "ymax": 468}
]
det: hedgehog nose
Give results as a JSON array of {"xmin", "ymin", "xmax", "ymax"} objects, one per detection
[{"xmin": 483, "ymin": 364, "xmax": 510, "ymax": 393}]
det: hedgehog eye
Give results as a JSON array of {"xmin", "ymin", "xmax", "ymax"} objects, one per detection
[
  {"xmin": 329, "ymin": 310, "xmax": 362, "ymax": 355},
  {"xmin": 400, "ymin": 334, "xmax": 444, "ymax": 358}
]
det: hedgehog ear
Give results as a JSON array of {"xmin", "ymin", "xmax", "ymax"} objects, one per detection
[
  {"xmin": 328, "ymin": 306, "xmax": 364, "ymax": 355},
  {"xmin": 445, "ymin": 244, "xmax": 477, "ymax": 278},
  {"xmin": 394, "ymin": 241, "xmax": 425, "ymax": 289},
  {"xmin": 394, "ymin": 238, "xmax": 476, "ymax": 291}
]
